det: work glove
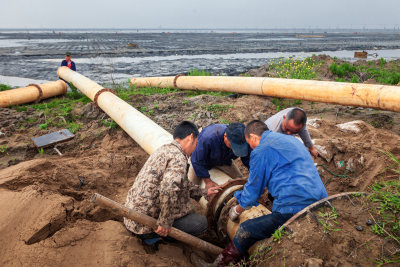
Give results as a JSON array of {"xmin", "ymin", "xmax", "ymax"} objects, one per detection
[{"xmin": 229, "ymin": 205, "xmax": 241, "ymax": 222}]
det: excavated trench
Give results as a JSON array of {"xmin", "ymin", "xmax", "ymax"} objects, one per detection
[{"xmin": 0, "ymin": 90, "xmax": 399, "ymax": 266}]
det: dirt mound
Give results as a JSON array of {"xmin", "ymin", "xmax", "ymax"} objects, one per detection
[
  {"xmin": 308, "ymin": 119, "xmax": 400, "ymax": 192},
  {"xmin": 0, "ymin": 128, "xmax": 194, "ymax": 266},
  {"xmin": 247, "ymin": 194, "xmax": 399, "ymax": 267}
]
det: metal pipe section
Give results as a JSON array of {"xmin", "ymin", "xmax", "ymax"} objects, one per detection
[
  {"xmin": 0, "ymin": 80, "xmax": 67, "ymax": 108},
  {"xmin": 57, "ymin": 67, "xmax": 248, "ymax": 235},
  {"xmin": 130, "ymin": 76, "xmax": 400, "ymax": 112},
  {"xmin": 91, "ymin": 193, "xmax": 223, "ymax": 255}
]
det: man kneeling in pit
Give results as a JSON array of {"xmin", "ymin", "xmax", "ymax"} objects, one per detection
[{"xmin": 124, "ymin": 121, "xmax": 220, "ymax": 251}]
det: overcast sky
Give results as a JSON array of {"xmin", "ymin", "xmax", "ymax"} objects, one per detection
[{"xmin": 1, "ymin": 0, "xmax": 399, "ymax": 29}]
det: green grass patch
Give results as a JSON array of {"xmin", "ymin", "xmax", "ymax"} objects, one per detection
[
  {"xmin": 11, "ymin": 88, "xmax": 90, "ymax": 133},
  {"xmin": 329, "ymin": 62, "xmax": 356, "ymax": 78},
  {"xmin": 117, "ymin": 84, "xmax": 179, "ymax": 100},
  {"xmin": 0, "ymin": 84, "xmax": 13, "ymax": 91},
  {"xmin": 187, "ymin": 68, "xmax": 211, "ymax": 76},
  {"xmin": 329, "ymin": 58, "xmax": 400, "ymax": 85}
]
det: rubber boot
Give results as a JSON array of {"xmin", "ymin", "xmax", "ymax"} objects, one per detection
[
  {"xmin": 191, "ymin": 241, "xmax": 243, "ymax": 267},
  {"xmin": 213, "ymin": 241, "xmax": 243, "ymax": 267}
]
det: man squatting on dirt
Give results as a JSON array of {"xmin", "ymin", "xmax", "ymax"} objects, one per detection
[
  {"xmin": 188, "ymin": 123, "xmax": 251, "ymax": 190},
  {"xmin": 123, "ymin": 121, "xmax": 221, "ymax": 250},
  {"xmin": 265, "ymin": 107, "xmax": 319, "ymax": 159},
  {"xmin": 192, "ymin": 120, "xmax": 328, "ymax": 266}
]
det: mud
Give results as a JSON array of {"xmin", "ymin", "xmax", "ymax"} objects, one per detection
[{"xmin": 1, "ymin": 30, "xmax": 400, "ymax": 83}]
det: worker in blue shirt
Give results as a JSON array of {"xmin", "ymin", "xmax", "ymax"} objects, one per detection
[
  {"xmin": 191, "ymin": 120, "xmax": 328, "ymax": 266},
  {"xmin": 61, "ymin": 52, "xmax": 76, "ymax": 71},
  {"xmin": 188, "ymin": 123, "xmax": 251, "ymax": 190}
]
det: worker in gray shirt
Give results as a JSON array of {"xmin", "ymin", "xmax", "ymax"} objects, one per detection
[{"xmin": 265, "ymin": 107, "xmax": 318, "ymax": 158}]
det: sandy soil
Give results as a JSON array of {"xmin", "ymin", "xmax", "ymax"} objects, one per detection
[{"xmin": 1, "ymin": 73, "xmax": 400, "ymax": 266}]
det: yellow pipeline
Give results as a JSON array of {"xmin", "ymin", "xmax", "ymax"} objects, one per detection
[
  {"xmin": 0, "ymin": 80, "xmax": 67, "ymax": 108},
  {"xmin": 130, "ymin": 76, "xmax": 400, "ymax": 112}
]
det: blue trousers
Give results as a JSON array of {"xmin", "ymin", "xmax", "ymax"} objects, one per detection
[{"xmin": 233, "ymin": 211, "xmax": 294, "ymax": 254}]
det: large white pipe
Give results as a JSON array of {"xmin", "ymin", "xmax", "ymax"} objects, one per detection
[{"xmin": 130, "ymin": 76, "xmax": 400, "ymax": 112}]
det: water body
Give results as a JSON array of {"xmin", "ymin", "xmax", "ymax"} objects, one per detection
[{"xmin": 0, "ymin": 29, "xmax": 399, "ymax": 86}]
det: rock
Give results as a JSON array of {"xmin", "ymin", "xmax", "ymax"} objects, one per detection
[
  {"xmin": 336, "ymin": 121, "xmax": 365, "ymax": 133},
  {"xmin": 313, "ymin": 139, "xmax": 335, "ymax": 162},
  {"xmin": 82, "ymin": 103, "xmax": 104, "ymax": 122},
  {"xmin": 305, "ymin": 258, "xmax": 323, "ymax": 267},
  {"xmin": 307, "ymin": 119, "xmax": 322, "ymax": 129},
  {"xmin": 264, "ymin": 99, "xmax": 274, "ymax": 109},
  {"xmin": 356, "ymin": 225, "xmax": 363, "ymax": 231},
  {"xmin": 346, "ymin": 158, "xmax": 354, "ymax": 170},
  {"xmin": 366, "ymin": 219, "xmax": 373, "ymax": 226}
]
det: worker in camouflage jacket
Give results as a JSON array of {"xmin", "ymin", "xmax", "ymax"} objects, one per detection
[{"xmin": 124, "ymin": 121, "xmax": 221, "ymax": 250}]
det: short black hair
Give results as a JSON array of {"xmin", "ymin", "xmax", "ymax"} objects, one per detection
[
  {"xmin": 245, "ymin": 120, "xmax": 269, "ymax": 138},
  {"xmin": 173, "ymin": 121, "xmax": 199, "ymax": 140},
  {"xmin": 286, "ymin": 108, "xmax": 307, "ymax": 126}
]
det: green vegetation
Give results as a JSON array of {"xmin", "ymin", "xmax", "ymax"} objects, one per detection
[
  {"xmin": 11, "ymin": 86, "xmax": 90, "ymax": 133},
  {"xmin": 366, "ymin": 151, "xmax": 400, "ymax": 265},
  {"xmin": 271, "ymin": 98, "xmax": 302, "ymax": 112},
  {"xmin": 220, "ymin": 118, "xmax": 231, "ymax": 124},
  {"xmin": 67, "ymin": 122, "xmax": 81, "ymax": 133},
  {"xmin": 269, "ymin": 57, "xmax": 321, "ymax": 80},
  {"xmin": 329, "ymin": 58, "xmax": 400, "ymax": 85},
  {"xmin": 38, "ymin": 123, "xmax": 48, "ymax": 130},
  {"xmin": 329, "ymin": 62, "xmax": 356, "ymax": 78},
  {"xmin": 38, "ymin": 148, "xmax": 44, "ymax": 155},
  {"xmin": 102, "ymin": 119, "xmax": 118, "ymax": 129},
  {"xmin": 0, "ymin": 84, "xmax": 12, "ymax": 91},
  {"xmin": 317, "ymin": 207, "xmax": 340, "ymax": 233},
  {"xmin": 0, "ymin": 145, "xmax": 8, "ymax": 153},
  {"xmin": 187, "ymin": 67, "xmax": 211, "ymax": 76},
  {"xmin": 369, "ymin": 152, "xmax": 400, "ymax": 245},
  {"xmin": 272, "ymin": 228, "xmax": 285, "ymax": 244},
  {"xmin": 117, "ymin": 85, "xmax": 178, "ymax": 101}
]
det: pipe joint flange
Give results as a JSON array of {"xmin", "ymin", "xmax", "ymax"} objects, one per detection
[
  {"xmin": 206, "ymin": 178, "xmax": 247, "ymax": 226},
  {"xmin": 173, "ymin": 74, "xmax": 185, "ymax": 88},
  {"xmin": 28, "ymin": 84, "xmax": 43, "ymax": 103},
  {"xmin": 93, "ymin": 88, "xmax": 117, "ymax": 108}
]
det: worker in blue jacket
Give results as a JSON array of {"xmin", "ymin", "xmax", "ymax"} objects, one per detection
[
  {"xmin": 61, "ymin": 52, "xmax": 76, "ymax": 71},
  {"xmin": 189, "ymin": 123, "xmax": 251, "ymax": 190},
  {"xmin": 191, "ymin": 120, "xmax": 328, "ymax": 266}
]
